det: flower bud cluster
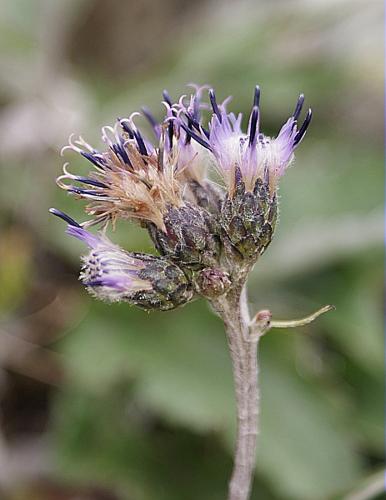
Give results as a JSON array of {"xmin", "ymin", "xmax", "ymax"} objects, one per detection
[{"xmin": 51, "ymin": 85, "xmax": 311, "ymax": 310}]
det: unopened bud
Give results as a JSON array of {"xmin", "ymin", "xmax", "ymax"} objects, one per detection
[
  {"xmin": 221, "ymin": 175, "xmax": 277, "ymax": 260},
  {"xmin": 196, "ymin": 267, "xmax": 231, "ymax": 298},
  {"xmin": 149, "ymin": 203, "xmax": 220, "ymax": 269}
]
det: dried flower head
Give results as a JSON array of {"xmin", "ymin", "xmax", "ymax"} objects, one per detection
[
  {"xmin": 57, "ymin": 125, "xmax": 183, "ymax": 231},
  {"xmin": 52, "ymin": 84, "xmax": 311, "ymax": 305}
]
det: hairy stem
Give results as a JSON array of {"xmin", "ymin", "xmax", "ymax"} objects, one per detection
[{"xmin": 212, "ymin": 285, "xmax": 259, "ymax": 500}]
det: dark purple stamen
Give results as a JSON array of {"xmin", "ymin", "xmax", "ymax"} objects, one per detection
[
  {"xmin": 142, "ymin": 107, "xmax": 161, "ymax": 139},
  {"xmin": 133, "ymin": 129, "xmax": 148, "ymax": 156},
  {"xmin": 167, "ymin": 120, "xmax": 174, "ymax": 148},
  {"xmin": 184, "ymin": 112, "xmax": 210, "ymax": 138},
  {"xmin": 81, "ymin": 151, "xmax": 105, "ymax": 169},
  {"xmin": 179, "ymin": 122, "xmax": 213, "ymax": 151},
  {"xmin": 141, "ymin": 107, "xmax": 158, "ymax": 129},
  {"xmin": 253, "ymin": 85, "xmax": 261, "ymax": 108},
  {"xmin": 162, "ymin": 89, "xmax": 173, "ymax": 107},
  {"xmin": 201, "ymin": 126, "xmax": 210, "ymax": 139},
  {"xmin": 119, "ymin": 119, "xmax": 134, "ymax": 139},
  {"xmin": 74, "ymin": 177, "xmax": 108, "ymax": 188},
  {"xmin": 209, "ymin": 89, "xmax": 222, "ymax": 123},
  {"xmin": 294, "ymin": 108, "xmax": 312, "ymax": 146},
  {"xmin": 248, "ymin": 106, "xmax": 259, "ymax": 147},
  {"xmin": 293, "ymin": 94, "xmax": 305, "ymax": 121},
  {"xmin": 49, "ymin": 208, "xmax": 81, "ymax": 227},
  {"xmin": 112, "ymin": 142, "xmax": 131, "ymax": 165}
]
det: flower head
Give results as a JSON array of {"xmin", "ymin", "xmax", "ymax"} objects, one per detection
[
  {"xmin": 57, "ymin": 123, "xmax": 183, "ymax": 231},
  {"xmin": 50, "ymin": 209, "xmax": 194, "ymax": 310},
  {"xmin": 178, "ymin": 86, "xmax": 312, "ymax": 195}
]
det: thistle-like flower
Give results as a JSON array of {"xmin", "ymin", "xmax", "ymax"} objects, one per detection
[
  {"xmin": 51, "ymin": 84, "xmax": 311, "ymax": 302},
  {"xmin": 184, "ymin": 87, "xmax": 311, "ymax": 260},
  {"xmin": 49, "ymin": 209, "xmax": 193, "ymax": 310},
  {"xmin": 51, "ymin": 85, "xmax": 319, "ymax": 500}
]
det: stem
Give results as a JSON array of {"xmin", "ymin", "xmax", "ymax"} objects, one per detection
[{"xmin": 212, "ymin": 285, "xmax": 259, "ymax": 500}]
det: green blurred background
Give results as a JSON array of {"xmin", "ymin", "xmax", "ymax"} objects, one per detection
[{"xmin": 0, "ymin": 0, "xmax": 383, "ymax": 499}]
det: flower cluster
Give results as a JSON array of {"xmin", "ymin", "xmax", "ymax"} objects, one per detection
[{"xmin": 51, "ymin": 85, "xmax": 311, "ymax": 309}]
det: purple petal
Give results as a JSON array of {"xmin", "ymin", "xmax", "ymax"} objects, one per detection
[{"xmin": 66, "ymin": 226, "xmax": 102, "ymax": 249}]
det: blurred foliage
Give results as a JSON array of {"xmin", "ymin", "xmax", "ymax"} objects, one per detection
[{"xmin": 0, "ymin": 1, "xmax": 383, "ymax": 500}]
